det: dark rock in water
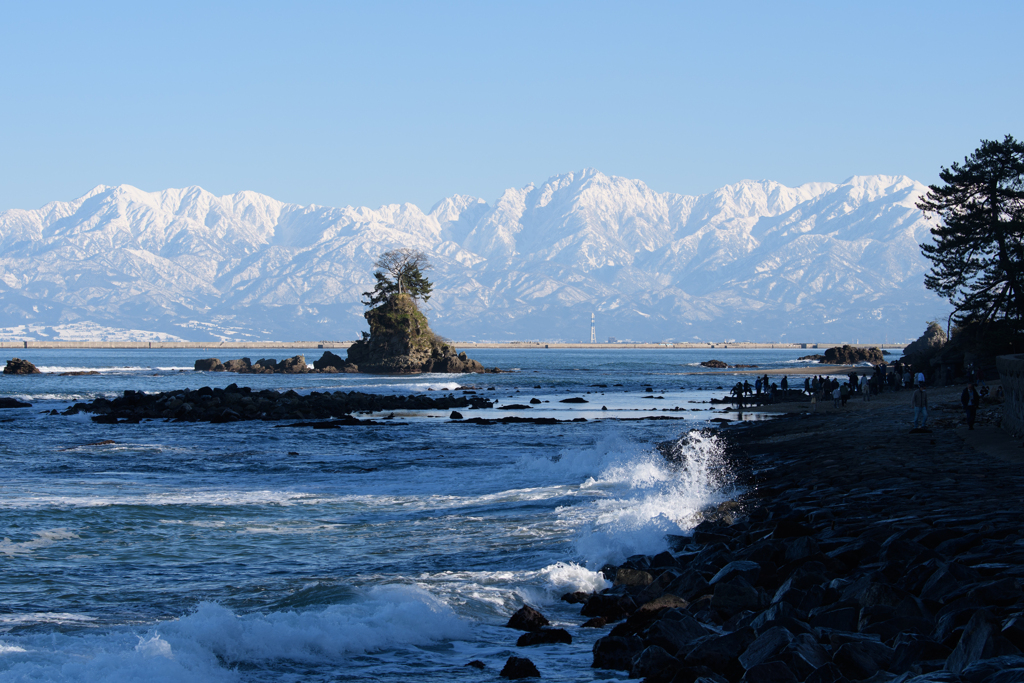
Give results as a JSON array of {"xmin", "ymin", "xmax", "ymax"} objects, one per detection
[
  {"xmin": 581, "ymin": 594, "xmax": 637, "ymax": 621},
  {"xmin": 276, "ymin": 355, "xmax": 309, "ymax": 373},
  {"xmin": 506, "ymin": 605, "xmax": 549, "ymax": 632},
  {"xmin": 499, "ymin": 655, "xmax": 540, "ymax": 679},
  {"xmin": 701, "ymin": 360, "xmax": 729, "ymax": 368},
  {"xmin": 559, "ymin": 397, "xmax": 588, "ymax": 403},
  {"xmin": 222, "ymin": 358, "xmax": 251, "ymax": 372},
  {"xmin": 581, "ymin": 617, "xmax": 608, "ymax": 628},
  {"xmin": 3, "ymin": 358, "xmax": 41, "ymax": 374},
  {"xmin": 0, "ymin": 397, "xmax": 32, "ymax": 408},
  {"xmin": 345, "ymin": 293, "xmax": 492, "ymax": 373},
  {"xmin": 517, "ymin": 628, "xmax": 571, "ymax": 646},
  {"xmin": 798, "ymin": 354, "xmax": 825, "ymax": 362},
  {"xmin": 560, "ymin": 591, "xmax": 590, "ymax": 604},
  {"xmin": 630, "ymin": 644, "xmax": 681, "ymax": 680},
  {"xmin": 313, "ymin": 351, "xmax": 345, "ymax": 371},
  {"xmin": 465, "ymin": 660, "xmax": 485, "ymax": 669},
  {"xmin": 592, "ymin": 635, "xmax": 644, "ymax": 671},
  {"xmin": 614, "ymin": 567, "xmax": 654, "ymax": 587},
  {"xmin": 821, "ymin": 345, "xmax": 884, "ymax": 365},
  {"xmin": 194, "ymin": 358, "xmax": 225, "ymax": 372},
  {"xmin": 60, "ymin": 370, "xmax": 100, "ymax": 376},
  {"xmin": 61, "ymin": 384, "xmax": 493, "ymax": 423},
  {"xmin": 503, "ymin": 404, "xmax": 533, "ymax": 410},
  {"xmin": 449, "ymin": 411, "xmax": 464, "ymax": 420}
]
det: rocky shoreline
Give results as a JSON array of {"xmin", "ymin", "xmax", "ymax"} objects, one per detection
[{"xmin": 496, "ymin": 388, "xmax": 1024, "ymax": 682}]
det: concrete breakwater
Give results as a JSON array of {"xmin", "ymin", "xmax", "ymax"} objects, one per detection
[{"xmin": 0, "ymin": 340, "xmax": 907, "ymax": 350}]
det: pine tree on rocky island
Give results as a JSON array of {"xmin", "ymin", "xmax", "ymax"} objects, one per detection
[{"xmin": 346, "ymin": 248, "xmax": 491, "ymax": 374}]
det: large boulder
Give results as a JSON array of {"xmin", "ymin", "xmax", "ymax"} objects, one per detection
[
  {"xmin": 821, "ymin": 345, "xmax": 884, "ymax": 365},
  {"xmin": 223, "ymin": 358, "xmax": 252, "ymax": 372},
  {"xmin": 902, "ymin": 321, "xmax": 947, "ymax": 370},
  {"xmin": 277, "ymin": 356, "xmax": 309, "ymax": 373},
  {"xmin": 311, "ymin": 351, "xmax": 359, "ymax": 373},
  {"xmin": 4, "ymin": 358, "xmax": 41, "ymax": 374},
  {"xmin": 194, "ymin": 358, "xmax": 225, "ymax": 372},
  {"xmin": 346, "ymin": 294, "xmax": 491, "ymax": 374},
  {"xmin": 0, "ymin": 397, "xmax": 32, "ymax": 408}
]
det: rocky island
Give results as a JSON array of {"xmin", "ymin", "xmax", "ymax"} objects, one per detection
[{"xmin": 193, "ymin": 249, "xmax": 494, "ymax": 375}]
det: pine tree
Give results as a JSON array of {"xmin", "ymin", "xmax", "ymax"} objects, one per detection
[
  {"xmin": 361, "ymin": 248, "xmax": 434, "ymax": 307},
  {"xmin": 918, "ymin": 135, "xmax": 1024, "ymax": 331}
]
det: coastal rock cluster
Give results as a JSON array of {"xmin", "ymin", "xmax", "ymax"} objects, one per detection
[
  {"xmin": 549, "ymin": 415, "xmax": 1024, "ymax": 683},
  {"xmin": 799, "ymin": 346, "xmax": 885, "ymax": 365},
  {"xmin": 193, "ymin": 353, "xmax": 355, "ymax": 374},
  {"xmin": 61, "ymin": 384, "xmax": 494, "ymax": 423},
  {"xmin": 3, "ymin": 358, "xmax": 40, "ymax": 374}
]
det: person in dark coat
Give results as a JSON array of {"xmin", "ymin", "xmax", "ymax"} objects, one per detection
[{"xmin": 961, "ymin": 382, "xmax": 980, "ymax": 430}]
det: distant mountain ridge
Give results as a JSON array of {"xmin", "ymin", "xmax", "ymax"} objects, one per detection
[{"xmin": 0, "ymin": 170, "xmax": 948, "ymax": 342}]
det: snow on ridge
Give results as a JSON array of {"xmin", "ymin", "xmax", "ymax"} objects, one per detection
[{"xmin": 0, "ymin": 170, "xmax": 949, "ymax": 343}]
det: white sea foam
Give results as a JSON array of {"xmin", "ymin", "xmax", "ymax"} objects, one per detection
[
  {"xmin": 0, "ymin": 490, "xmax": 328, "ymax": 510},
  {"xmin": 538, "ymin": 430, "xmax": 736, "ymax": 568},
  {"xmin": 0, "ymin": 528, "xmax": 79, "ymax": 557},
  {"xmin": 0, "ymin": 586, "xmax": 470, "ymax": 681},
  {"xmin": 35, "ymin": 366, "xmax": 192, "ymax": 374}
]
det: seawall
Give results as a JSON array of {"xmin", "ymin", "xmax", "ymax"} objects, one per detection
[
  {"xmin": 0, "ymin": 341, "xmax": 907, "ymax": 351},
  {"xmin": 997, "ymin": 353, "xmax": 1024, "ymax": 436}
]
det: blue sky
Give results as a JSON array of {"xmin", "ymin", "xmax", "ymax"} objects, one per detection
[{"xmin": 1, "ymin": 1, "xmax": 1021, "ymax": 212}]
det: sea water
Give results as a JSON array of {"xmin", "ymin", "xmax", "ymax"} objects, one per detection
[{"xmin": 0, "ymin": 348, "xmax": 860, "ymax": 682}]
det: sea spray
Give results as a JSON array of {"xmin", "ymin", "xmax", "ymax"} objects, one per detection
[{"xmin": 553, "ymin": 429, "xmax": 736, "ymax": 568}]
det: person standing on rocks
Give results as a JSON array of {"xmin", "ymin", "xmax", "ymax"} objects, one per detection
[
  {"xmin": 755, "ymin": 377, "xmax": 762, "ymax": 395},
  {"xmin": 780, "ymin": 375, "xmax": 788, "ymax": 394},
  {"xmin": 912, "ymin": 383, "xmax": 929, "ymax": 429},
  {"xmin": 961, "ymin": 382, "xmax": 980, "ymax": 430}
]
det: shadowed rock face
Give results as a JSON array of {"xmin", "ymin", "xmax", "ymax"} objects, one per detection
[
  {"xmin": 822, "ymin": 345, "xmax": 884, "ymax": 365},
  {"xmin": 3, "ymin": 358, "xmax": 40, "ymax": 374},
  {"xmin": 346, "ymin": 294, "xmax": 492, "ymax": 374}
]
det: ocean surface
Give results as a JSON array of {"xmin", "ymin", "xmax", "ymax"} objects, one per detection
[{"xmin": 0, "ymin": 348, "xmax": 876, "ymax": 682}]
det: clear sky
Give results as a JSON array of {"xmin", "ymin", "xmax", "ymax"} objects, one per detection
[{"xmin": 1, "ymin": 1, "xmax": 1021, "ymax": 213}]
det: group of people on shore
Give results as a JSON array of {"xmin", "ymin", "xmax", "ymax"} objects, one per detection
[{"xmin": 726, "ymin": 360, "xmax": 1000, "ymax": 432}]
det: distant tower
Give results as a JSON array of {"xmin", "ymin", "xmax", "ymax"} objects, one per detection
[{"xmin": 590, "ymin": 313, "xmax": 596, "ymax": 344}]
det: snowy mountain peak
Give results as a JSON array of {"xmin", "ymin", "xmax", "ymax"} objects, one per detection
[{"xmin": 0, "ymin": 171, "xmax": 948, "ymax": 343}]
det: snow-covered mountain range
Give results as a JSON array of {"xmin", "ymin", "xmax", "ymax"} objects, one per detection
[{"xmin": 0, "ymin": 170, "xmax": 948, "ymax": 342}]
